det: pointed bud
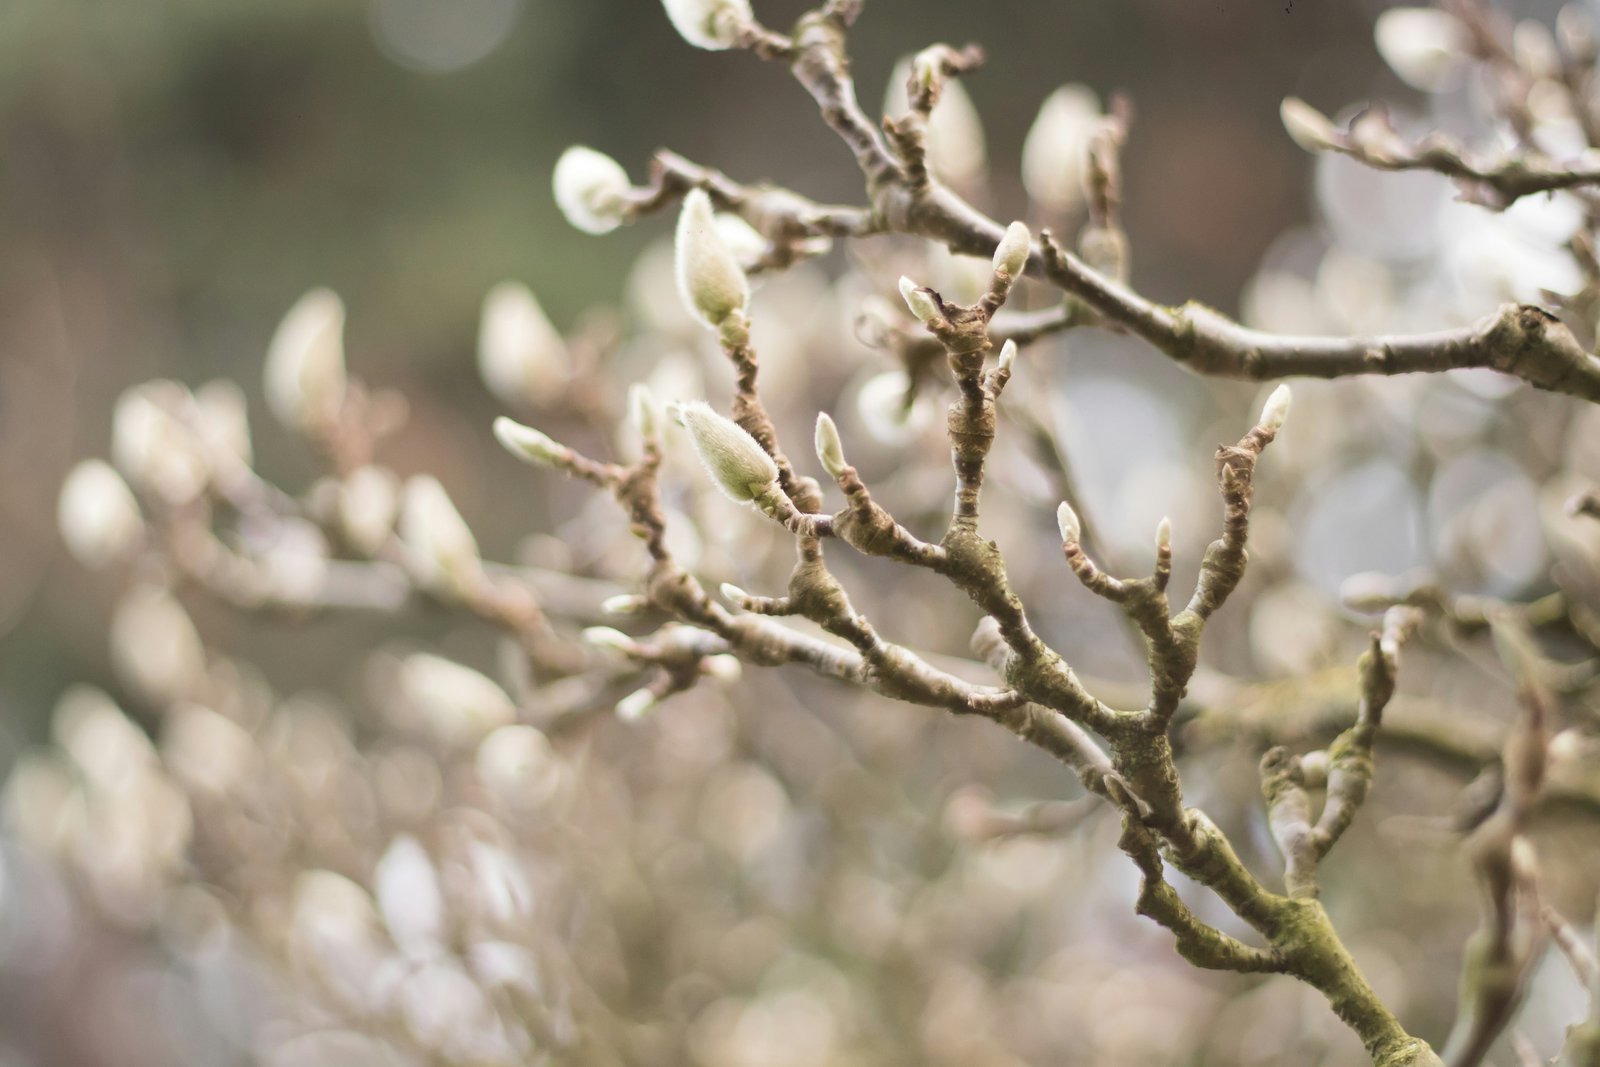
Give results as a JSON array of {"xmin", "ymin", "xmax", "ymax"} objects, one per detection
[
  {"xmin": 720, "ymin": 582, "xmax": 748, "ymax": 605},
  {"xmin": 1022, "ymin": 84, "xmax": 1101, "ymax": 213},
  {"xmin": 58, "ymin": 460, "xmax": 143, "ymax": 569},
  {"xmin": 1156, "ymin": 516, "xmax": 1172, "ymax": 550},
  {"xmin": 898, "ymin": 276, "xmax": 941, "ymax": 326},
  {"xmin": 398, "ymin": 654, "xmax": 516, "ymax": 748},
  {"xmin": 1056, "ymin": 501, "xmax": 1081, "ymax": 544},
  {"xmin": 992, "ymin": 221, "xmax": 1031, "ymax": 279},
  {"xmin": 675, "ymin": 189, "xmax": 749, "ymax": 328},
  {"xmin": 399, "ymin": 476, "xmax": 481, "ymax": 592},
  {"xmin": 265, "ymin": 289, "xmax": 348, "ymax": 433},
  {"xmin": 814, "ymin": 412, "xmax": 848, "ymax": 480},
  {"xmin": 478, "ymin": 282, "xmax": 569, "ymax": 409},
  {"xmin": 615, "ymin": 688, "xmax": 657, "ymax": 722},
  {"xmin": 676, "ymin": 401, "xmax": 779, "ymax": 502},
  {"xmin": 629, "ymin": 383, "xmax": 659, "ymax": 440},
  {"xmin": 997, "ymin": 339, "xmax": 1018, "ymax": 373},
  {"xmin": 493, "ymin": 416, "xmax": 565, "ymax": 468},
  {"xmin": 1375, "ymin": 8, "xmax": 1467, "ymax": 91},
  {"xmin": 582, "ymin": 626, "xmax": 636, "ymax": 653},
  {"xmin": 1280, "ymin": 97, "xmax": 1339, "ymax": 152},
  {"xmin": 602, "ymin": 594, "xmax": 650, "ymax": 616},
  {"xmin": 1259, "ymin": 384, "xmax": 1292, "ymax": 433},
  {"xmin": 552, "ymin": 146, "xmax": 632, "ymax": 235},
  {"xmin": 660, "ymin": 0, "xmax": 751, "ymax": 50}
]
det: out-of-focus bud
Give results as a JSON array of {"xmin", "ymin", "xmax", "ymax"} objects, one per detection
[
  {"xmin": 476, "ymin": 724, "xmax": 562, "ymax": 810},
  {"xmin": 602, "ymin": 594, "xmax": 650, "ymax": 615},
  {"xmin": 58, "ymin": 459, "xmax": 143, "ymax": 569},
  {"xmin": 675, "ymin": 401, "xmax": 780, "ymax": 502},
  {"xmin": 1514, "ymin": 20, "xmax": 1561, "ymax": 80},
  {"xmin": 399, "ymin": 476, "xmax": 482, "ymax": 594},
  {"xmin": 720, "ymin": 582, "xmax": 748, "ymax": 605},
  {"xmin": 264, "ymin": 289, "xmax": 347, "ymax": 434},
  {"xmin": 661, "ymin": 0, "xmax": 751, "ymax": 50},
  {"xmin": 375, "ymin": 834, "xmax": 445, "ymax": 958},
  {"xmin": 629, "ymin": 382, "xmax": 659, "ymax": 440},
  {"xmin": 257, "ymin": 517, "xmax": 330, "ymax": 606},
  {"xmin": 1259, "ymin": 384, "xmax": 1292, "ymax": 432},
  {"xmin": 1022, "ymin": 84, "xmax": 1101, "ymax": 213},
  {"xmin": 713, "ymin": 212, "xmax": 767, "ymax": 265},
  {"xmin": 1375, "ymin": 8, "xmax": 1468, "ymax": 91},
  {"xmin": 478, "ymin": 282, "xmax": 570, "ymax": 409},
  {"xmin": 1280, "ymin": 97, "xmax": 1340, "ymax": 152},
  {"xmin": 814, "ymin": 412, "xmax": 848, "ymax": 480},
  {"xmin": 111, "ymin": 381, "xmax": 210, "ymax": 505},
  {"xmin": 291, "ymin": 869, "xmax": 381, "ymax": 957},
  {"xmin": 110, "ymin": 585, "xmax": 206, "ymax": 707},
  {"xmin": 194, "ymin": 380, "xmax": 253, "ymax": 469},
  {"xmin": 553, "ymin": 146, "xmax": 632, "ymax": 235},
  {"xmin": 581, "ymin": 626, "xmax": 637, "ymax": 654},
  {"xmin": 675, "ymin": 189, "xmax": 750, "ymax": 329},
  {"xmin": 701, "ymin": 654, "xmax": 742, "ymax": 684},
  {"xmin": 161, "ymin": 702, "xmax": 256, "ymax": 796},
  {"xmin": 886, "ymin": 57, "xmax": 987, "ymax": 188},
  {"xmin": 856, "ymin": 370, "xmax": 932, "ymax": 446},
  {"xmin": 338, "ymin": 466, "xmax": 400, "ymax": 556},
  {"xmin": 898, "ymin": 276, "xmax": 941, "ymax": 326},
  {"xmin": 616, "ymin": 688, "xmax": 657, "ymax": 722},
  {"xmin": 1056, "ymin": 500, "xmax": 1081, "ymax": 544},
  {"xmin": 992, "ymin": 221, "xmax": 1031, "ymax": 280},
  {"xmin": 53, "ymin": 686, "xmax": 155, "ymax": 790},
  {"xmin": 398, "ymin": 653, "xmax": 517, "ymax": 748},
  {"xmin": 2, "ymin": 753, "xmax": 80, "ymax": 853},
  {"xmin": 997, "ymin": 339, "xmax": 1018, "ymax": 373},
  {"xmin": 493, "ymin": 416, "xmax": 565, "ymax": 468},
  {"xmin": 1339, "ymin": 571, "xmax": 1402, "ymax": 613}
]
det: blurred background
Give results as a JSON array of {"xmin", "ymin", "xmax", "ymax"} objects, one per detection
[{"xmin": 4, "ymin": 0, "xmax": 1600, "ymax": 1064}]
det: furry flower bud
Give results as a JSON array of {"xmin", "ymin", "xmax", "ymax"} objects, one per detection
[
  {"xmin": 552, "ymin": 146, "xmax": 632, "ymax": 235},
  {"xmin": 675, "ymin": 189, "xmax": 750, "ymax": 329},
  {"xmin": 675, "ymin": 401, "xmax": 779, "ymax": 502},
  {"xmin": 265, "ymin": 289, "xmax": 347, "ymax": 433},
  {"xmin": 660, "ymin": 0, "xmax": 750, "ymax": 50},
  {"xmin": 898, "ymin": 276, "xmax": 940, "ymax": 326},
  {"xmin": 1259, "ymin": 384, "xmax": 1292, "ymax": 433},
  {"xmin": 992, "ymin": 221, "xmax": 1031, "ymax": 280},
  {"xmin": 493, "ymin": 416, "xmax": 565, "ymax": 468},
  {"xmin": 997, "ymin": 339, "xmax": 1018, "ymax": 373},
  {"xmin": 814, "ymin": 412, "xmax": 848, "ymax": 480},
  {"xmin": 1056, "ymin": 500, "xmax": 1081, "ymax": 544}
]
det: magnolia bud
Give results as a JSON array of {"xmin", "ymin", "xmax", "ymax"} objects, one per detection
[
  {"xmin": 111, "ymin": 381, "xmax": 209, "ymax": 506},
  {"xmin": 374, "ymin": 834, "xmax": 444, "ymax": 956},
  {"xmin": 338, "ymin": 466, "xmax": 400, "ymax": 556},
  {"xmin": 1156, "ymin": 516, "xmax": 1173, "ymax": 550},
  {"xmin": 265, "ymin": 289, "xmax": 347, "ymax": 433},
  {"xmin": 582, "ymin": 626, "xmax": 637, "ymax": 654},
  {"xmin": 814, "ymin": 412, "xmax": 848, "ymax": 480},
  {"xmin": 1374, "ymin": 8, "xmax": 1467, "ymax": 91},
  {"xmin": 397, "ymin": 653, "xmax": 516, "ymax": 748},
  {"xmin": 478, "ymin": 282, "xmax": 569, "ymax": 409},
  {"xmin": 110, "ymin": 585, "xmax": 206, "ymax": 707},
  {"xmin": 1056, "ymin": 500, "xmax": 1081, "ymax": 544},
  {"xmin": 701, "ymin": 654, "xmax": 742, "ymax": 684},
  {"xmin": 195, "ymin": 380, "xmax": 253, "ymax": 469},
  {"xmin": 1259, "ymin": 384, "xmax": 1292, "ymax": 433},
  {"xmin": 992, "ymin": 221, "xmax": 1031, "ymax": 279},
  {"xmin": 602, "ymin": 594, "xmax": 650, "ymax": 616},
  {"xmin": 719, "ymin": 582, "xmax": 748, "ymax": 605},
  {"xmin": 493, "ymin": 416, "xmax": 564, "ymax": 468},
  {"xmin": 898, "ymin": 276, "xmax": 941, "ymax": 326},
  {"xmin": 676, "ymin": 401, "xmax": 779, "ymax": 502},
  {"xmin": 399, "ymin": 476, "xmax": 481, "ymax": 593},
  {"xmin": 997, "ymin": 339, "xmax": 1018, "ymax": 373},
  {"xmin": 477, "ymin": 724, "xmax": 562, "ymax": 810},
  {"xmin": 1280, "ymin": 97, "xmax": 1339, "ymax": 152},
  {"xmin": 675, "ymin": 188, "xmax": 750, "ymax": 329},
  {"xmin": 58, "ymin": 459, "xmax": 143, "ymax": 569},
  {"xmin": 1022, "ymin": 84, "xmax": 1101, "ymax": 212},
  {"xmin": 615, "ymin": 688, "xmax": 657, "ymax": 722},
  {"xmin": 660, "ymin": 0, "xmax": 750, "ymax": 50},
  {"xmin": 552, "ymin": 145, "xmax": 632, "ymax": 235}
]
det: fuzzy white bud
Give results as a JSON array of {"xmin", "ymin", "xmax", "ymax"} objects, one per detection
[
  {"xmin": 602, "ymin": 594, "xmax": 650, "ymax": 616},
  {"xmin": 898, "ymin": 275, "xmax": 941, "ymax": 326},
  {"xmin": 997, "ymin": 339, "xmax": 1018, "ymax": 373},
  {"xmin": 265, "ymin": 288, "xmax": 347, "ymax": 433},
  {"xmin": 814, "ymin": 412, "xmax": 848, "ymax": 480},
  {"xmin": 1259, "ymin": 384, "xmax": 1292, "ymax": 433},
  {"xmin": 493, "ymin": 416, "xmax": 564, "ymax": 468},
  {"xmin": 615, "ymin": 688, "xmax": 657, "ymax": 722},
  {"xmin": 1375, "ymin": 8, "xmax": 1468, "ymax": 91},
  {"xmin": 676, "ymin": 401, "xmax": 779, "ymax": 502},
  {"xmin": 398, "ymin": 653, "xmax": 516, "ymax": 748},
  {"xmin": 1280, "ymin": 97, "xmax": 1339, "ymax": 152},
  {"xmin": 720, "ymin": 582, "xmax": 748, "ymax": 605},
  {"xmin": 992, "ymin": 221, "xmax": 1031, "ymax": 279},
  {"xmin": 552, "ymin": 145, "xmax": 632, "ymax": 235},
  {"xmin": 1056, "ymin": 500, "xmax": 1081, "ymax": 544},
  {"xmin": 1156, "ymin": 516, "xmax": 1172, "ymax": 550},
  {"xmin": 478, "ymin": 282, "xmax": 569, "ymax": 409},
  {"xmin": 1022, "ymin": 84, "xmax": 1101, "ymax": 213},
  {"xmin": 675, "ymin": 189, "xmax": 750, "ymax": 329},
  {"xmin": 399, "ymin": 476, "xmax": 481, "ymax": 593},
  {"xmin": 660, "ymin": 0, "xmax": 750, "ymax": 50},
  {"xmin": 58, "ymin": 459, "xmax": 143, "ymax": 569},
  {"xmin": 582, "ymin": 626, "xmax": 636, "ymax": 654}
]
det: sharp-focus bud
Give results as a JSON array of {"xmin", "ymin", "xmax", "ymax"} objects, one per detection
[
  {"xmin": 1280, "ymin": 97, "xmax": 1339, "ymax": 152},
  {"xmin": 399, "ymin": 476, "xmax": 481, "ymax": 593},
  {"xmin": 58, "ymin": 459, "xmax": 143, "ymax": 569},
  {"xmin": 629, "ymin": 383, "xmax": 659, "ymax": 440},
  {"xmin": 1156, "ymin": 516, "xmax": 1173, "ymax": 551},
  {"xmin": 615, "ymin": 688, "xmax": 657, "ymax": 722},
  {"xmin": 814, "ymin": 412, "xmax": 848, "ymax": 480},
  {"xmin": 660, "ymin": 0, "xmax": 751, "ymax": 50},
  {"xmin": 1374, "ymin": 7, "xmax": 1468, "ymax": 91},
  {"xmin": 493, "ymin": 416, "xmax": 564, "ymax": 468},
  {"xmin": 1056, "ymin": 500, "xmax": 1081, "ymax": 544},
  {"xmin": 265, "ymin": 289, "xmax": 348, "ymax": 434},
  {"xmin": 602, "ymin": 594, "xmax": 650, "ymax": 616},
  {"xmin": 676, "ymin": 401, "xmax": 780, "ymax": 502},
  {"xmin": 398, "ymin": 653, "xmax": 516, "ymax": 748},
  {"xmin": 720, "ymin": 582, "xmax": 748, "ymax": 605},
  {"xmin": 1022, "ymin": 84, "xmax": 1101, "ymax": 213},
  {"xmin": 478, "ymin": 282, "xmax": 569, "ymax": 409},
  {"xmin": 992, "ymin": 221, "xmax": 1031, "ymax": 280},
  {"xmin": 552, "ymin": 146, "xmax": 633, "ymax": 235},
  {"xmin": 997, "ymin": 339, "xmax": 1018, "ymax": 373},
  {"xmin": 582, "ymin": 626, "xmax": 637, "ymax": 654},
  {"xmin": 898, "ymin": 275, "xmax": 941, "ymax": 326},
  {"xmin": 1259, "ymin": 384, "xmax": 1292, "ymax": 433},
  {"xmin": 675, "ymin": 188, "xmax": 750, "ymax": 329}
]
